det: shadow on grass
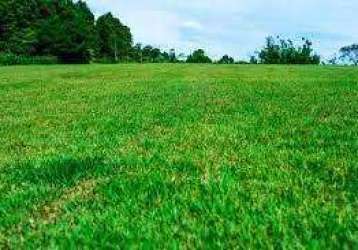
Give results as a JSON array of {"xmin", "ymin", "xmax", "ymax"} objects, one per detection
[
  {"xmin": 2, "ymin": 156, "xmax": 111, "ymax": 187},
  {"xmin": 0, "ymin": 156, "xmax": 123, "ymax": 232}
]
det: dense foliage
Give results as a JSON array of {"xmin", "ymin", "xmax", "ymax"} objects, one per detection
[
  {"xmin": 0, "ymin": 0, "xmax": 96, "ymax": 63},
  {"xmin": 257, "ymin": 36, "xmax": 320, "ymax": 64},
  {"xmin": 217, "ymin": 55, "xmax": 235, "ymax": 64},
  {"xmin": 0, "ymin": 53, "xmax": 57, "ymax": 65},
  {"xmin": 96, "ymin": 13, "xmax": 132, "ymax": 62},
  {"xmin": 0, "ymin": 0, "xmax": 133, "ymax": 63},
  {"xmin": 186, "ymin": 49, "xmax": 212, "ymax": 63}
]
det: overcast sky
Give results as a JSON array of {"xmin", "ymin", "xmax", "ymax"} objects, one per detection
[{"xmin": 85, "ymin": 0, "xmax": 358, "ymax": 60}]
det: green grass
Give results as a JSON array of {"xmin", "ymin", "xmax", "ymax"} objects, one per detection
[{"xmin": 0, "ymin": 64, "xmax": 357, "ymax": 249}]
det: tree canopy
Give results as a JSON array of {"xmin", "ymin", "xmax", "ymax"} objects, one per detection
[
  {"xmin": 257, "ymin": 36, "xmax": 320, "ymax": 65},
  {"xmin": 218, "ymin": 55, "xmax": 235, "ymax": 64},
  {"xmin": 0, "ymin": 0, "xmax": 97, "ymax": 63},
  {"xmin": 186, "ymin": 49, "xmax": 212, "ymax": 63},
  {"xmin": 0, "ymin": 0, "xmax": 133, "ymax": 63},
  {"xmin": 96, "ymin": 13, "xmax": 132, "ymax": 62}
]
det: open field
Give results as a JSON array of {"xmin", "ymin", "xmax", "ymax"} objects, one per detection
[{"xmin": 0, "ymin": 64, "xmax": 357, "ymax": 248}]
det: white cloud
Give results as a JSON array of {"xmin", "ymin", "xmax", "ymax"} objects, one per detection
[{"xmin": 181, "ymin": 21, "xmax": 203, "ymax": 31}]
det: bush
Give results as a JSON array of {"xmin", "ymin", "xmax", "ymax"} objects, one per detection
[{"xmin": 0, "ymin": 53, "xmax": 58, "ymax": 65}]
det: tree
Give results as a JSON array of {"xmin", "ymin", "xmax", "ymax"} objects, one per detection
[
  {"xmin": 177, "ymin": 53, "xmax": 187, "ymax": 62},
  {"xmin": 150, "ymin": 47, "xmax": 161, "ymax": 62},
  {"xmin": 139, "ymin": 45, "xmax": 162, "ymax": 62},
  {"xmin": 0, "ymin": 0, "xmax": 43, "ymax": 55},
  {"xmin": 339, "ymin": 44, "xmax": 358, "ymax": 65},
  {"xmin": 169, "ymin": 49, "xmax": 177, "ymax": 62},
  {"xmin": 130, "ymin": 45, "xmax": 175, "ymax": 63},
  {"xmin": 218, "ymin": 55, "xmax": 234, "ymax": 64},
  {"xmin": 327, "ymin": 54, "xmax": 338, "ymax": 65},
  {"xmin": 42, "ymin": 0, "xmax": 95, "ymax": 63},
  {"xmin": 96, "ymin": 13, "xmax": 132, "ymax": 62},
  {"xmin": 0, "ymin": 0, "xmax": 96, "ymax": 63},
  {"xmin": 258, "ymin": 36, "xmax": 281, "ymax": 64},
  {"xmin": 258, "ymin": 36, "xmax": 320, "ymax": 64},
  {"xmin": 249, "ymin": 56, "xmax": 258, "ymax": 64},
  {"xmin": 141, "ymin": 45, "xmax": 154, "ymax": 62},
  {"xmin": 186, "ymin": 49, "xmax": 212, "ymax": 63},
  {"xmin": 161, "ymin": 51, "xmax": 170, "ymax": 62},
  {"xmin": 75, "ymin": 0, "xmax": 96, "ymax": 57},
  {"xmin": 131, "ymin": 43, "xmax": 143, "ymax": 63}
]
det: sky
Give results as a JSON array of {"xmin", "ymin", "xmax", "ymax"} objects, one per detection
[{"xmin": 85, "ymin": 0, "xmax": 358, "ymax": 60}]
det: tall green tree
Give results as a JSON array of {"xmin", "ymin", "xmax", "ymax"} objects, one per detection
[
  {"xmin": 96, "ymin": 13, "xmax": 132, "ymax": 61},
  {"xmin": 38, "ymin": 0, "xmax": 95, "ymax": 63}
]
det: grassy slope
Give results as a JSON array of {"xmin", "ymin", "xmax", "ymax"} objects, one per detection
[{"xmin": 0, "ymin": 64, "xmax": 357, "ymax": 248}]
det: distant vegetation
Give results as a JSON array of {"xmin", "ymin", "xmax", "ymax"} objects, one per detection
[
  {"xmin": 218, "ymin": 55, "xmax": 235, "ymax": 64},
  {"xmin": 0, "ymin": 53, "xmax": 57, "ymax": 65},
  {"xmin": 257, "ymin": 36, "xmax": 320, "ymax": 65},
  {"xmin": 339, "ymin": 44, "xmax": 358, "ymax": 65},
  {"xmin": 0, "ymin": 0, "xmax": 354, "ymax": 65},
  {"xmin": 95, "ymin": 13, "xmax": 132, "ymax": 63},
  {"xmin": 186, "ymin": 49, "xmax": 212, "ymax": 64}
]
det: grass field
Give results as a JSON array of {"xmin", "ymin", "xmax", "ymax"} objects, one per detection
[{"xmin": 0, "ymin": 64, "xmax": 357, "ymax": 248}]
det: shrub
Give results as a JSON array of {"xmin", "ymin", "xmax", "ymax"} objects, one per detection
[{"xmin": 0, "ymin": 53, "xmax": 58, "ymax": 65}]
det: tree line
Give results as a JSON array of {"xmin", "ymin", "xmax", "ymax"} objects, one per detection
[
  {"xmin": 0, "ymin": 0, "xmax": 356, "ymax": 65},
  {"xmin": 0, "ymin": 0, "xmax": 132, "ymax": 63}
]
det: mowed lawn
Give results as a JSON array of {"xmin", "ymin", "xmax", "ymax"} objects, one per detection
[{"xmin": 0, "ymin": 64, "xmax": 357, "ymax": 248}]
